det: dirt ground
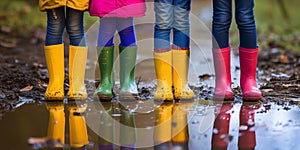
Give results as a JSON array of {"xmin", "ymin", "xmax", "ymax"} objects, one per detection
[{"xmin": 0, "ymin": 34, "xmax": 300, "ymax": 118}]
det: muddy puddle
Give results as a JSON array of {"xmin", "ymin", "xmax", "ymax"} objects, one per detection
[
  {"xmin": 1, "ymin": 1, "xmax": 300, "ymax": 149},
  {"xmin": 0, "ymin": 100, "xmax": 299, "ymax": 150}
]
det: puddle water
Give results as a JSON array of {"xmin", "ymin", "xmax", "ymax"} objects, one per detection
[
  {"xmin": 1, "ymin": 1, "xmax": 299, "ymax": 150},
  {"xmin": 0, "ymin": 101, "xmax": 300, "ymax": 150}
]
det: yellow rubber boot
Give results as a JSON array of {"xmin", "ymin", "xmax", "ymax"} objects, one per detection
[
  {"xmin": 44, "ymin": 44, "xmax": 65, "ymax": 100},
  {"xmin": 69, "ymin": 103, "xmax": 89, "ymax": 148},
  {"xmin": 154, "ymin": 103, "xmax": 173, "ymax": 146},
  {"xmin": 172, "ymin": 50, "xmax": 194, "ymax": 100},
  {"xmin": 171, "ymin": 102, "xmax": 193, "ymax": 149},
  {"xmin": 46, "ymin": 102, "xmax": 65, "ymax": 148},
  {"xmin": 67, "ymin": 46, "xmax": 88, "ymax": 100},
  {"xmin": 153, "ymin": 51, "xmax": 173, "ymax": 101}
]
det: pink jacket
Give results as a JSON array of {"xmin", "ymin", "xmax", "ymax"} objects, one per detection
[{"xmin": 89, "ymin": 0, "xmax": 146, "ymax": 18}]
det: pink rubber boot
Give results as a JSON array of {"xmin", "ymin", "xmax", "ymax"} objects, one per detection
[
  {"xmin": 239, "ymin": 47, "xmax": 262, "ymax": 101},
  {"xmin": 213, "ymin": 47, "xmax": 234, "ymax": 100}
]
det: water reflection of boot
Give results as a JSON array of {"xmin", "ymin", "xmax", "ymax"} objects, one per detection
[
  {"xmin": 153, "ymin": 102, "xmax": 173, "ymax": 149},
  {"xmin": 68, "ymin": 102, "xmax": 89, "ymax": 149},
  {"xmin": 171, "ymin": 102, "xmax": 193, "ymax": 149},
  {"xmin": 46, "ymin": 102, "xmax": 65, "ymax": 149},
  {"xmin": 238, "ymin": 103, "xmax": 260, "ymax": 150},
  {"xmin": 211, "ymin": 104, "xmax": 233, "ymax": 150},
  {"xmin": 98, "ymin": 102, "xmax": 114, "ymax": 150},
  {"xmin": 120, "ymin": 103, "xmax": 136, "ymax": 150}
]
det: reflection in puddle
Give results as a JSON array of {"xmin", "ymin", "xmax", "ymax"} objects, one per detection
[{"xmin": 0, "ymin": 100, "xmax": 299, "ymax": 149}]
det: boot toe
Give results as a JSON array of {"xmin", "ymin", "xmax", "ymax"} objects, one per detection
[
  {"xmin": 154, "ymin": 91, "xmax": 173, "ymax": 101},
  {"xmin": 213, "ymin": 90, "xmax": 234, "ymax": 100},
  {"xmin": 94, "ymin": 84, "xmax": 113, "ymax": 100},
  {"xmin": 242, "ymin": 91, "xmax": 262, "ymax": 101},
  {"xmin": 93, "ymin": 90, "xmax": 113, "ymax": 101},
  {"xmin": 174, "ymin": 91, "xmax": 194, "ymax": 100},
  {"xmin": 45, "ymin": 88, "xmax": 65, "ymax": 100},
  {"xmin": 68, "ymin": 91, "xmax": 88, "ymax": 100},
  {"xmin": 68, "ymin": 86, "xmax": 88, "ymax": 100},
  {"xmin": 242, "ymin": 87, "xmax": 262, "ymax": 101},
  {"xmin": 119, "ymin": 90, "xmax": 139, "ymax": 100}
]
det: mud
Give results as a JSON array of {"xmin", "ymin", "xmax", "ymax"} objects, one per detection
[{"xmin": 1, "ymin": 39, "xmax": 300, "ymax": 118}]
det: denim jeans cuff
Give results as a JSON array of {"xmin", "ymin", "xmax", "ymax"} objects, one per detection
[
  {"xmin": 153, "ymin": 48, "xmax": 171, "ymax": 52},
  {"xmin": 171, "ymin": 44, "xmax": 189, "ymax": 50}
]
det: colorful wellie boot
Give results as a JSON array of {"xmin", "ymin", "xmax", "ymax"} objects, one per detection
[
  {"xmin": 172, "ymin": 48, "xmax": 194, "ymax": 100},
  {"xmin": 94, "ymin": 46, "xmax": 115, "ymax": 101},
  {"xmin": 67, "ymin": 46, "xmax": 88, "ymax": 100},
  {"xmin": 119, "ymin": 46, "xmax": 139, "ymax": 100},
  {"xmin": 68, "ymin": 102, "xmax": 89, "ymax": 148},
  {"xmin": 46, "ymin": 102, "xmax": 65, "ymax": 148},
  {"xmin": 44, "ymin": 44, "xmax": 65, "ymax": 100},
  {"xmin": 212, "ymin": 47, "xmax": 234, "ymax": 100},
  {"xmin": 239, "ymin": 47, "xmax": 262, "ymax": 101},
  {"xmin": 153, "ymin": 51, "xmax": 173, "ymax": 101}
]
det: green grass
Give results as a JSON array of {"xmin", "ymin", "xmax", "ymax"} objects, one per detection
[
  {"xmin": 229, "ymin": 0, "xmax": 300, "ymax": 51},
  {"xmin": 0, "ymin": 0, "xmax": 46, "ymax": 36},
  {"xmin": 84, "ymin": 12, "xmax": 99, "ymax": 29},
  {"xmin": 1, "ymin": 0, "xmax": 299, "ymax": 51},
  {"xmin": 0, "ymin": 0, "xmax": 98, "ymax": 37}
]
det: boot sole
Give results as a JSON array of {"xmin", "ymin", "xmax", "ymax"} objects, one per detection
[
  {"xmin": 174, "ymin": 97, "xmax": 194, "ymax": 102},
  {"xmin": 119, "ymin": 93, "xmax": 139, "ymax": 101},
  {"xmin": 242, "ymin": 96, "xmax": 262, "ymax": 101},
  {"xmin": 93, "ymin": 94, "xmax": 113, "ymax": 101},
  {"xmin": 44, "ymin": 96, "xmax": 64, "ymax": 101}
]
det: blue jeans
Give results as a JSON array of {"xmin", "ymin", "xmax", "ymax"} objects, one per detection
[
  {"xmin": 154, "ymin": 0, "xmax": 191, "ymax": 51},
  {"xmin": 45, "ymin": 7, "xmax": 86, "ymax": 46},
  {"xmin": 97, "ymin": 17, "xmax": 136, "ymax": 47},
  {"xmin": 212, "ymin": 0, "xmax": 257, "ymax": 49}
]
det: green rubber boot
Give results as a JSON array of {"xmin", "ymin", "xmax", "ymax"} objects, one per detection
[
  {"xmin": 94, "ymin": 46, "xmax": 115, "ymax": 101},
  {"xmin": 119, "ymin": 46, "xmax": 139, "ymax": 100}
]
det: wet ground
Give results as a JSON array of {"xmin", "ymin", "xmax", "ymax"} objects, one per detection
[{"xmin": 1, "ymin": 1, "xmax": 300, "ymax": 150}]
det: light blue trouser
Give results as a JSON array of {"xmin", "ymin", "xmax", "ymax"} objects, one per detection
[{"xmin": 154, "ymin": 0, "xmax": 191, "ymax": 51}]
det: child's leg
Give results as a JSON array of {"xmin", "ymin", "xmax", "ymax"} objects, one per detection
[
  {"xmin": 173, "ymin": 0, "xmax": 191, "ymax": 49},
  {"xmin": 45, "ymin": 7, "xmax": 65, "ymax": 46},
  {"xmin": 66, "ymin": 7, "xmax": 86, "ymax": 46},
  {"xmin": 117, "ymin": 18, "xmax": 139, "ymax": 99},
  {"xmin": 98, "ymin": 17, "xmax": 117, "ymax": 47},
  {"xmin": 65, "ymin": 7, "xmax": 88, "ymax": 100},
  {"xmin": 44, "ymin": 7, "xmax": 65, "ymax": 100},
  {"xmin": 94, "ymin": 18, "xmax": 117, "ymax": 100},
  {"xmin": 235, "ymin": 0, "xmax": 261, "ymax": 101},
  {"xmin": 212, "ymin": 0, "xmax": 232, "ymax": 49},
  {"xmin": 153, "ymin": 0, "xmax": 174, "ymax": 101},
  {"xmin": 235, "ymin": 0, "xmax": 257, "ymax": 49},
  {"xmin": 154, "ymin": 0, "xmax": 173, "ymax": 51},
  {"xmin": 212, "ymin": 0, "xmax": 234, "ymax": 100},
  {"xmin": 171, "ymin": 0, "xmax": 194, "ymax": 100},
  {"xmin": 117, "ymin": 18, "xmax": 137, "ymax": 47}
]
